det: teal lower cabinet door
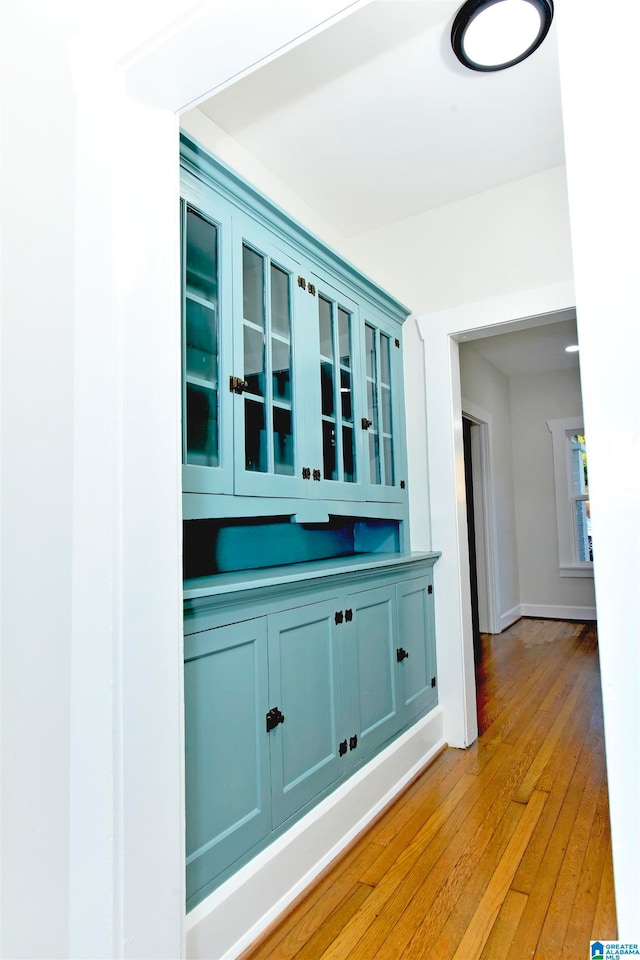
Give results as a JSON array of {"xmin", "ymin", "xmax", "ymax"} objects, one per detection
[
  {"xmin": 184, "ymin": 618, "xmax": 270, "ymax": 908},
  {"xmin": 268, "ymin": 599, "xmax": 345, "ymax": 827},
  {"xmin": 396, "ymin": 575, "xmax": 438, "ymax": 724},
  {"xmin": 347, "ymin": 584, "xmax": 400, "ymax": 762}
]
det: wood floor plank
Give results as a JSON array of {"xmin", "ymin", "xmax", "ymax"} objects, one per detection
[
  {"xmin": 511, "ymin": 697, "xmax": 599, "ymax": 895},
  {"xmin": 514, "ymin": 667, "xmax": 590, "ymax": 803},
  {"xmin": 591, "ymin": 836, "xmax": 617, "ymax": 941},
  {"xmin": 240, "ymin": 837, "xmax": 382, "ymax": 960},
  {"xmin": 395, "ymin": 797, "xmax": 525, "ymax": 960},
  {"xmin": 241, "ymin": 620, "xmax": 616, "ymax": 960},
  {"xmin": 479, "ymin": 889, "xmax": 528, "ymax": 960},
  {"xmin": 507, "ymin": 731, "xmax": 604, "ymax": 959},
  {"xmin": 449, "ymin": 791, "xmax": 548, "ymax": 960},
  {"xmin": 283, "ymin": 883, "xmax": 373, "ymax": 960},
  {"xmin": 560, "ymin": 777, "xmax": 614, "ymax": 958},
  {"xmin": 533, "ymin": 744, "xmax": 607, "ymax": 959}
]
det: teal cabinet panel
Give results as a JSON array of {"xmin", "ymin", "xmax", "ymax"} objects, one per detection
[
  {"xmin": 179, "ymin": 134, "xmax": 410, "ymax": 519},
  {"xmin": 182, "ymin": 553, "xmax": 440, "ymax": 909},
  {"xmin": 267, "ymin": 599, "xmax": 345, "ymax": 827},
  {"xmin": 396, "ymin": 575, "xmax": 437, "ymax": 723},
  {"xmin": 184, "ymin": 618, "xmax": 270, "ymax": 907},
  {"xmin": 347, "ymin": 583, "xmax": 400, "ymax": 761}
]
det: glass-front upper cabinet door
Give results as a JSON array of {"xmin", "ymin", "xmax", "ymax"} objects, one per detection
[
  {"xmin": 232, "ymin": 217, "xmax": 307, "ymax": 499},
  {"xmin": 181, "ymin": 180, "xmax": 234, "ymax": 496},
  {"xmin": 309, "ymin": 273, "xmax": 364, "ymax": 502},
  {"xmin": 361, "ymin": 312, "xmax": 406, "ymax": 503}
]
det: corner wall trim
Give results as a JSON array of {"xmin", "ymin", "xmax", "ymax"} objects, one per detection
[
  {"xmin": 186, "ymin": 709, "xmax": 445, "ymax": 960},
  {"xmin": 500, "ymin": 605, "xmax": 523, "ymax": 632}
]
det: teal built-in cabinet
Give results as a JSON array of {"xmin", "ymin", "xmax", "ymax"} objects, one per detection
[{"xmin": 180, "ymin": 133, "xmax": 440, "ymax": 911}]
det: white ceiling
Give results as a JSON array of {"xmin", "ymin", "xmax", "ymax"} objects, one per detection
[
  {"xmin": 198, "ymin": 0, "xmax": 572, "ymax": 377},
  {"xmin": 199, "ymin": 0, "xmax": 566, "ymax": 238},
  {"xmin": 460, "ymin": 316, "xmax": 580, "ymax": 377}
]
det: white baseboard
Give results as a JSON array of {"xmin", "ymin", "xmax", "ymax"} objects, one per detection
[
  {"xmin": 186, "ymin": 708, "xmax": 445, "ymax": 960},
  {"xmin": 519, "ymin": 603, "xmax": 597, "ymax": 621},
  {"xmin": 499, "ymin": 605, "xmax": 522, "ymax": 631}
]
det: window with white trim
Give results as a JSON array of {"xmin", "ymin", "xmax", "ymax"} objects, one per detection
[{"xmin": 547, "ymin": 417, "xmax": 594, "ymax": 577}]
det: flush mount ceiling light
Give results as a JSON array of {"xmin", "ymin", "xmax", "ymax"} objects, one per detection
[{"xmin": 451, "ymin": 0, "xmax": 554, "ymax": 72}]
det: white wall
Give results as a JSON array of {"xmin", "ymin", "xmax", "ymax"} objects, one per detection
[
  {"xmin": 1, "ymin": 2, "xmax": 371, "ymax": 958},
  {"xmin": 343, "ymin": 165, "xmax": 574, "ymax": 315},
  {"xmin": 458, "ymin": 344, "xmax": 520, "ymax": 625},
  {"xmin": 510, "ymin": 367, "xmax": 596, "ymax": 616},
  {"xmin": 556, "ymin": 0, "xmax": 640, "ymax": 934}
]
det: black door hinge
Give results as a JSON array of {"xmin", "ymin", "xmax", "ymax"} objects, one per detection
[
  {"xmin": 431, "ymin": 676, "xmax": 437, "ymax": 688},
  {"xmin": 313, "ymin": 468, "xmax": 321, "ymax": 481},
  {"xmin": 349, "ymin": 734, "xmax": 358, "ymax": 751},
  {"xmin": 396, "ymin": 647, "xmax": 409, "ymax": 662},
  {"xmin": 428, "ymin": 584, "xmax": 433, "ymax": 594},
  {"xmin": 266, "ymin": 707, "xmax": 285, "ymax": 732},
  {"xmin": 361, "ymin": 417, "xmax": 372, "ymax": 430},
  {"xmin": 302, "ymin": 466, "xmax": 311, "ymax": 479},
  {"xmin": 335, "ymin": 610, "xmax": 344, "ymax": 625},
  {"xmin": 345, "ymin": 608, "xmax": 353, "ymax": 622},
  {"xmin": 297, "ymin": 276, "xmax": 307, "ymax": 290},
  {"xmin": 339, "ymin": 739, "xmax": 348, "ymax": 757},
  {"xmin": 400, "ymin": 480, "xmax": 406, "ymax": 490}
]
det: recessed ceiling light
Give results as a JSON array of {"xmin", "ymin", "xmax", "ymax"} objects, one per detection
[
  {"xmin": 451, "ymin": 0, "xmax": 554, "ymax": 72},
  {"xmin": 565, "ymin": 345, "xmax": 580, "ymax": 353}
]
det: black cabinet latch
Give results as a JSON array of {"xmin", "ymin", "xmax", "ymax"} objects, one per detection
[
  {"xmin": 229, "ymin": 375, "xmax": 248, "ymax": 394},
  {"xmin": 396, "ymin": 647, "xmax": 409, "ymax": 662},
  {"xmin": 266, "ymin": 707, "xmax": 285, "ymax": 732},
  {"xmin": 349, "ymin": 734, "xmax": 358, "ymax": 751},
  {"xmin": 345, "ymin": 608, "xmax": 353, "ymax": 622},
  {"xmin": 361, "ymin": 417, "xmax": 372, "ymax": 430},
  {"xmin": 339, "ymin": 739, "xmax": 348, "ymax": 757},
  {"xmin": 335, "ymin": 610, "xmax": 344, "ymax": 625}
]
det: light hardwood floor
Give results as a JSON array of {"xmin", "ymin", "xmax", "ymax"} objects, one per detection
[{"xmin": 241, "ymin": 618, "xmax": 617, "ymax": 960}]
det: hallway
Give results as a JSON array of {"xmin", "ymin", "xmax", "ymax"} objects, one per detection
[{"xmin": 241, "ymin": 618, "xmax": 617, "ymax": 959}]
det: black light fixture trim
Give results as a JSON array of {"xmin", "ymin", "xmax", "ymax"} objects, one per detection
[{"xmin": 451, "ymin": 0, "xmax": 554, "ymax": 72}]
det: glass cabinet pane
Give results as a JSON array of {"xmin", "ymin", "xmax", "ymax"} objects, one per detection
[
  {"xmin": 241, "ymin": 244, "xmax": 294, "ymax": 477},
  {"xmin": 243, "ymin": 325, "xmax": 265, "ymax": 398},
  {"xmin": 243, "ymin": 245, "xmax": 265, "ymax": 328},
  {"xmin": 183, "ymin": 203, "xmax": 220, "ymax": 468},
  {"xmin": 186, "ymin": 206, "xmax": 218, "ymax": 301},
  {"xmin": 318, "ymin": 296, "xmax": 356, "ymax": 483},
  {"xmin": 245, "ymin": 399, "xmax": 267, "ymax": 472},
  {"xmin": 186, "ymin": 383, "xmax": 218, "ymax": 467}
]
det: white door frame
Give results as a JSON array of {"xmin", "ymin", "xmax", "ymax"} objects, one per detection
[
  {"xmin": 461, "ymin": 401, "xmax": 500, "ymax": 635},
  {"xmin": 417, "ymin": 293, "xmax": 577, "ymax": 751}
]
